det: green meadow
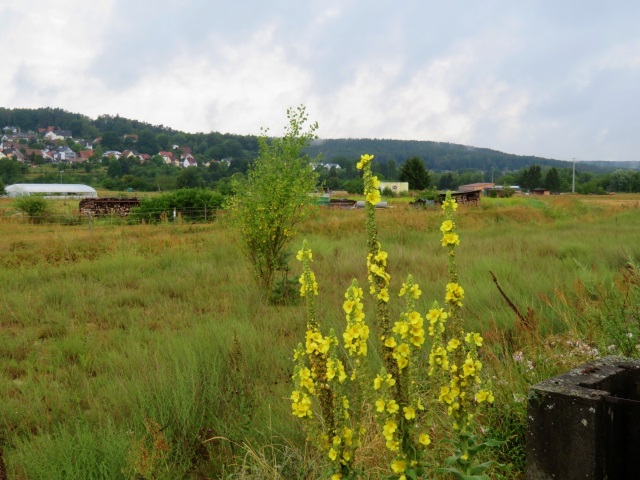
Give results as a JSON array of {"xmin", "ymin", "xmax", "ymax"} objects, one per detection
[{"xmin": 0, "ymin": 194, "xmax": 639, "ymax": 479}]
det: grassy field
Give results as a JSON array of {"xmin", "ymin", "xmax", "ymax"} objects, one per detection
[{"xmin": 0, "ymin": 194, "xmax": 639, "ymax": 478}]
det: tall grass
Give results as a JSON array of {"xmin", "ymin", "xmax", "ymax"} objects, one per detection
[{"xmin": 0, "ymin": 194, "xmax": 638, "ymax": 478}]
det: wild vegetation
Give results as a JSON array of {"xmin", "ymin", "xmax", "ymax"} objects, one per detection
[{"xmin": 0, "ymin": 191, "xmax": 639, "ymax": 478}]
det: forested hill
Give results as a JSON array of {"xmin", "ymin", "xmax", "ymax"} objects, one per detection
[
  {"xmin": 1, "ymin": 107, "xmax": 635, "ymax": 173},
  {"xmin": 307, "ymin": 138, "xmax": 573, "ymax": 172}
]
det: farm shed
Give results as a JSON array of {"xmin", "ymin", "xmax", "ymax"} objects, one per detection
[
  {"xmin": 6, "ymin": 183, "xmax": 98, "ymax": 199},
  {"xmin": 458, "ymin": 182, "xmax": 494, "ymax": 193},
  {"xmin": 411, "ymin": 189, "xmax": 483, "ymax": 208}
]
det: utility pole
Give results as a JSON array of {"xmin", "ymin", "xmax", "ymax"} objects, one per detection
[{"xmin": 572, "ymin": 158, "xmax": 576, "ymax": 193}]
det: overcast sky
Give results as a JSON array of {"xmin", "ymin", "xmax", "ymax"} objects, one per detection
[{"xmin": 2, "ymin": 1, "xmax": 639, "ymax": 161}]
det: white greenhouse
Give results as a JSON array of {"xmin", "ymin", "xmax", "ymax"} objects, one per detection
[{"xmin": 5, "ymin": 184, "xmax": 98, "ymax": 199}]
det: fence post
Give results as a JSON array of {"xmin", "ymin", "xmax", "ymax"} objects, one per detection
[{"xmin": 204, "ymin": 204, "xmax": 207, "ymax": 222}]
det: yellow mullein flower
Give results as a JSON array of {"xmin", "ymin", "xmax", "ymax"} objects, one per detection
[
  {"xmin": 447, "ymin": 338, "xmax": 461, "ymax": 352},
  {"xmin": 375, "ymin": 398, "xmax": 386, "ymax": 412},
  {"xmin": 371, "ymin": 176, "xmax": 381, "ymax": 189},
  {"xmin": 465, "ymin": 332, "xmax": 483, "ymax": 347},
  {"xmin": 396, "ymin": 343, "xmax": 410, "ymax": 358},
  {"xmin": 343, "ymin": 299, "xmax": 354, "ymax": 314},
  {"xmin": 383, "ymin": 420, "xmax": 397, "ymax": 438},
  {"xmin": 391, "ymin": 458, "xmax": 407, "ymax": 474},
  {"xmin": 403, "ymin": 406, "xmax": 416, "ymax": 420},
  {"xmin": 384, "ymin": 337, "xmax": 397, "ymax": 348},
  {"xmin": 386, "ymin": 373, "xmax": 396, "ymax": 387},
  {"xmin": 356, "ymin": 153, "xmax": 374, "ymax": 170},
  {"xmin": 386, "ymin": 439, "xmax": 400, "ymax": 451},
  {"xmin": 378, "ymin": 288, "xmax": 390, "ymax": 302},
  {"xmin": 440, "ymin": 220, "xmax": 454, "ymax": 232},
  {"xmin": 366, "ymin": 189, "xmax": 381, "ymax": 205},
  {"xmin": 441, "ymin": 233, "xmax": 460, "ymax": 247},
  {"xmin": 399, "ymin": 282, "xmax": 408, "ymax": 297},
  {"xmin": 386, "ymin": 399, "xmax": 400, "ymax": 414},
  {"xmin": 375, "ymin": 250, "xmax": 388, "ymax": 264},
  {"xmin": 328, "ymin": 448, "xmax": 337, "ymax": 460},
  {"xmin": 410, "ymin": 283, "xmax": 421, "ymax": 299},
  {"xmin": 419, "ymin": 433, "xmax": 431, "ymax": 445}
]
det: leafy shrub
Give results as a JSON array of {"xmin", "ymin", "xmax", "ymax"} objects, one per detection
[
  {"xmin": 131, "ymin": 188, "xmax": 224, "ymax": 223},
  {"xmin": 13, "ymin": 195, "xmax": 50, "ymax": 223}
]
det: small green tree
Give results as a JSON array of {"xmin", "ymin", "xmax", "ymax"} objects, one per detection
[
  {"xmin": 229, "ymin": 105, "xmax": 319, "ymax": 299},
  {"xmin": 399, "ymin": 156, "xmax": 431, "ymax": 190}
]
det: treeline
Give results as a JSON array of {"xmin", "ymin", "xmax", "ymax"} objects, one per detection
[
  {"xmin": 305, "ymin": 138, "xmax": 640, "ymax": 174},
  {"xmin": 2, "ymin": 107, "xmax": 640, "ymax": 194}
]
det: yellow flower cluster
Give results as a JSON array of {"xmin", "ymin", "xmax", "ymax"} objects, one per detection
[
  {"xmin": 373, "ymin": 372, "xmax": 396, "ymax": 390},
  {"xmin": 326, "ymin": 358, "xmax": 347, "ymax": 383},
  {"xmin": 428, "ymin": 345, "xmax": 450, "ymax": 375},
  {"xmin": 299, "ymin": 270, "xmax": 319, "ymax": 296},
  {"xmin": 306, "ymin": 328, "xmax": 333, "ymax": 355},
  {"xmin": 291, "ymin": 390, "xmax": 313, "ymax": 418},
  {"xmin": 295, "ymin": 248, "xmax": 312, "ymax": 262},
  {"xmin": 441, "ymin": 233, "xmax": 460, "ymax": 247},
  {"xmin": 438, "ymin": 334, "xmax": 495, "ymax": 427},
  {"xmin": 367, "ymin": 246, "xmax": 391, "ymax": 299},
  {"xmin": 356, "ymin": 153, "xmax": 374, "ymax": 170},
  {"xmin": 426, "ymin": 307, "xmax": 447, "ymax": 337},
  {"xmin": 439, "ymin": 219, "xmax": 454, "ymax": 232},
  {"xmin": 441, "ymin": 198, "xmax": 458, "ymax": 211},
  {"xmin": 445, "ymin": 282, "xmax": 464, "ymax": 307},
  {"xmin": 399, "ymin": 281, "xmax": 422, "ymax": 299},
  {"xmin": 393, "ymin": 310, "xmax": 425, "ymax": 348},
  {"xmin": 343, "ymin": 281, "xmax": 369, "ymax": 357},
  {"xmin": 359, "ymin": 154, "xmax": 382, "ymax": 205},
  {"xmin": 297, "ymin": 243, "xmax": 318, "ymax": 297}
]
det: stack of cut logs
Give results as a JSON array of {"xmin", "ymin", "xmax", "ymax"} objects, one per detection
[{"xmin": 79, "ymin": 198, "xmax": 141, "ymax": 217}]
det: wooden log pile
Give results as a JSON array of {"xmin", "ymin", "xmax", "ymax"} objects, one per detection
[{"xmin": 79, "ymin": 198, "xmax": 141, "ymax": 217}]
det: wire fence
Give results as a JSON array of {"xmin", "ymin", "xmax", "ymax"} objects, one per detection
[{"xmin": 0, "ymin": 207, "xmax": 221, "ymax": 227}]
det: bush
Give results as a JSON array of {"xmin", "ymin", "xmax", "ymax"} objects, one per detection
[
  {"xmin": 13, "ymin": 195, "xmax": 50, "ymax": 223},
  {"xmin": 343, "ymin": 178, "xmax": 364, "ymax": 194},
  {"xmin": 131, "ymin": 188, "xmax": 224, "ymax": 223}
]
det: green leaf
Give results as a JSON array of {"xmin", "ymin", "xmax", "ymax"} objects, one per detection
[{"xmin": 469, "ymin": 461, "xmax": 498, "ymax": 475}]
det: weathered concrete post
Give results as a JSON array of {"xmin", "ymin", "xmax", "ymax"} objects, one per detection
[{"xmin": 527, "ymin": 356, "xmax": 640, "ymax": 480}]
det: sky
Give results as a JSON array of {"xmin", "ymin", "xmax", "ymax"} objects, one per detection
[{"xmin": 2, "ymin": 1, "xmax": 640, "ymax": 162}]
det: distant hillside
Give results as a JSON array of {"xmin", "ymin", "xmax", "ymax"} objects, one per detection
[
  {"xmin": 1, "ymin": 107, "xmax": 636, "ymax": 174},
  {"xmin": 306, "ymin": 138, "xmax": 629, "ymax": 174}
]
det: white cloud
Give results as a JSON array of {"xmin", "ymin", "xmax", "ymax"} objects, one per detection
[{"xmin": 2, "ymin": 1, "xmax": 640, "ymax": 161}]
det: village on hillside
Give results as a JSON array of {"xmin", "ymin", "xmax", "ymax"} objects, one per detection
[{"xmin": 0, "ymin": 125, "xmax": 225, "ymax": 169}]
